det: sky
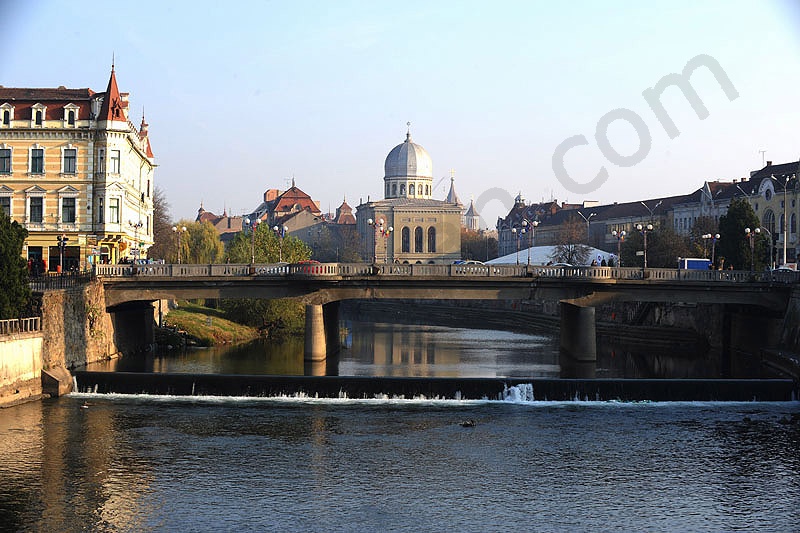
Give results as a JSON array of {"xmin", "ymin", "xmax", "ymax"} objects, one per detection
[{"xmin": 3, "ymin": 0, "xmax": 800, "ymax": 227}]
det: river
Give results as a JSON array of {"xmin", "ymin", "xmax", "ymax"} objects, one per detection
[{"xmin": 0, "ymin": 319, "xmax": 798, "ymax": 531}]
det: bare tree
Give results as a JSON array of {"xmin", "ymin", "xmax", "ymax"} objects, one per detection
[
  {"xmin": 146, "ymin": 186, "xmax": 175, "ymax": 261},
  {"xmin": 550, "ymin": 215, "xmax": 591, "ymax": 265}
]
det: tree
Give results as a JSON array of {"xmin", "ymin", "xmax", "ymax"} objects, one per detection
[
  {"xmin": 180, "ymin": 220, "xmax": 224, "ymax": 264},
  {"xmin": 145, "ymin": 186, "xmax": 175, "ymax": 261},
  {"xmin": 222, "ymin": 224, "xmax": 311, "ymax": 336},
  {"xmin": 645, "ymin": 226, "xmax": 692, "ymax": 268},
  {"xmin": 0, "ymin": 212, "xmax": 31, "ymax": 318},
  {"xmin": 307, "ymin": 225, "xmax": 362, "ymax": 263},
  {"xmin": 461, "ymin": 228, "xmax": 497, "ymax": 261},
  {"xmin": 550, "ymin": 215, "xmax": 591, "ymax": 265},
  {"xmin": 688, "ymin": 216, "xmax": 719, "ymax": 258},
  {"xmin": 225, "ymin": 224, "xmax": 311, "ymax": 264},
  {"xmin": 717, "ymin": 198, "xmax": 766, "ymax": 270}
]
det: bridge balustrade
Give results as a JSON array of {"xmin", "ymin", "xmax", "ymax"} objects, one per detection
[
  {"xmin": 0, "ymin": 317, "xmax": 40, "ymax": 336},
  {"xmin": 91, "ymin": 262, "xmax": 800, "ymax": 284}
]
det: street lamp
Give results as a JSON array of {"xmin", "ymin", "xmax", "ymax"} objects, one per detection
[
  {"xmin": 171, "ymin": 225, "xmax": 187, "ymax": 263},
  {"xmin": 129, "ymin": 220, "xmax": 143, "ymax": 260},
  {"xmin": 511, "ymin": 227, "xmax": 520, "ymax": 265},
  {"xmin": 243, "ymin": 218, "xmax": 262, "ymax": 264},
  {"xmin": 367, "ymin": 218, "xmax": 393, "ymax": 263},
  {"xmin": 577, "ymin": 211, "xmax": 595, "ymax": 243},
  {"xmin": 636, "ymin": 223, "xmax": 653, "ymax": 270},
  {"xmin": 272, "ymin": 224, "xmax": 288, "ymax": 262},
  {"xmin": 745, "ymin": 227, "xmax": 760, "ymax": 272},
  {"xmin": 522, "ymin": 219, "xmax": 539, "ymax": 265},
  {"xmin": 611, "ymin": 230, "xmax": 626, "ymax": 267},
  {"xmin": 640, "ymin": 200, "xmax": 663, "ymax": 223},
  {"xmin": 57, "ymin": 234, "xmax": 69, "ymax": 273},
  {"xmin": 702, "ymin": 233, "xmax": 720, "ymax": 265}
]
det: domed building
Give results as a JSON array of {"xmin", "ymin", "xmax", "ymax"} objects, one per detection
[{"xmin": 356, "ymin": 130, "xmax": 463, "ymax": 263}]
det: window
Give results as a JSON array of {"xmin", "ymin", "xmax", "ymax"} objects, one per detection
[
  {"xmin": 414, "ymin": 227, "xmax": 423, "ymax": 252},
  {"xmin": 1, "ymin": 103, "xmax": 14, "ymax": 127},
  {"xmin": 110, "ymin": 150, "xmax": 120, "ymax": 173},
  {"xmin": 97, "ymin": 148, "xmax": 105, "ymax": 172},
  {"xmin": 61, "ymin": 197, "xmax": 76, "ymax": 223},
  {"xmin": 792, "ymin": 213, "xmax": 797, "ymax": 235},
  {"xmin": 0, "ymin": 197, "xmax": 10, "ymax": 215},
  {"xmin": 29, "ymin": 197, "xmax": 43, "ymax": 223},
  {"xmin": 63, "ymin": 148, "xmax": 77, "ymax": 174},
  {"xmin": 35, "ymin": 110, "xmax": 42, "ymax": 126},
  {"xmin": 2, "ymin": 110, "xmax": 8, "ymax": 125},
  {"xmin": 0, "ymin": 148, "xmax": 10, "ymax": 174},
  {"xmin": 30, "ymin": 148, "xmax": 44, "ymax": 174},
  {"xmin": 765, "ymin": 189, "xmax": 772, "ymax": 201},
  {"xmin": 97, "ymin": 197, "xmax": 104, "ymax": 223},
  {"xmin": 392, "ymin": 183, "xmax": 397, "ymax": 196},
  {"xmin": 109, "ymin": 198, "xmax": 120, "ymax": 223},
  {"xmin": 427, "ymin": 227, "xmax": 436, "ymax": 253},
  {"xmin": 400, "ymin": 183, "xmax": 406, "ymax": 196},
  {"xmin": 401, "ymin": 227, "xmax": 410, "ymax": 253},
  {"xmin": 763, "ymin": 210, "xmax": 775, "ymax": 235},
  {"xmin": 67, "ymin": 110, "xmax": 75, "ymax": 126},
  {"xmin": 409, "ymin": 183, "xmax": 415, "ymax": 195}
]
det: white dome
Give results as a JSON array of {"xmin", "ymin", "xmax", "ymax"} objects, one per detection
[{"xmin": 384, "ymin": 133, "xmax": 433, "ymax": 179}]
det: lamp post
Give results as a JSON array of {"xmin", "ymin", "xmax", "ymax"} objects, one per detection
[
  {"xmin": 745, "ymin": 227, "xmax": 760, "ymax": 272},
  {"xmin": 640, "ymin": 200, "xmax": 662, "ymax": 224},
  {"xmin": 129, "ymin": 220, "xmax": 143, "ymax": 260},
  {"xmin": 242, "ymin": 218, "xmax": 261, "ymax": 264},
  {"xmin": 272, "ymin": 224, "xmax": 288, "ymax": 262},
  {"xmin": 57, "ymin": 234, "xmax": 69, "ymax": 273},
  {"xmin": 171, "ymin": 225, "xmax": 187, "ymax": 263},
  {"xmin": 522, "ymin": 219, "xmax": 538, "ymax": 265},
  {"xmin": 577, "ymin": 211, "xmax": 595, "ymax": 243},
  {"xmin": 367, "ymin": 218, "xmax": 393, "ymax": 263},
  {"xmin": 636, "ymin": 223, "xmax": 653, "ymax": 271},
  {"xmin": 781, "ymin": 175, "xmax": 789, "ymax": 266},
  {"xmin": 710, "ymin": 233, "xmax": 720, "ymax": 266},
  {"xmin": 511, "ymin": 227, "xmax": 520, "ymax": 265},
  {"xmin": 611, "ymin": 230, "xmax": 626, "ymax": 267}
]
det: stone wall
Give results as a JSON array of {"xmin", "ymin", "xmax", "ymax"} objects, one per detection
[
  {"xmin": 40, "ymin": 279, "xmax": 120, "ymax": 370},
  {"xmin": 0, "ymin": 334, "xmax": 44, "ymax": 406}
]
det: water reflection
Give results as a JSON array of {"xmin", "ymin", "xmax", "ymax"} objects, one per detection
[{"xmin": 85, "ymin": 317, "xmax": 782, "ymax": 380}]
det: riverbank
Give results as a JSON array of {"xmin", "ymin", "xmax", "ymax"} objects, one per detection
[{"xmin": 160, "ymin": 301, "xmax": 260, "ymax": 347}]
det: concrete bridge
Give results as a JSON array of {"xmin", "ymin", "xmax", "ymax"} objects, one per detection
[{"xmin": 94, "ymin": 262, "xmax": 798, "ymax": 363}]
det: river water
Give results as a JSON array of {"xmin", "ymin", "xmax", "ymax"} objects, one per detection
[{"xmin": 1, "ymin": 319, "xmax": 798, "ymax": 531}]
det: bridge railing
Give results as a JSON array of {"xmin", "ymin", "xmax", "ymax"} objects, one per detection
[
  {"xmin": 91, "ymin": 262, "xmax": 800, "ymax": 284},
  {"xmin": 0, "ymin": 317, "xmax": 41, "ymax": 336}
]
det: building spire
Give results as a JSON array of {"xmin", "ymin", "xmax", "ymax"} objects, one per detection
[
  {"xmin": 98, "ymin": 62, "xmax": 124, "ymax": 121},
  {"xmin": 406, "ymin": 121, "xmax": 411, "ymax": 142}
]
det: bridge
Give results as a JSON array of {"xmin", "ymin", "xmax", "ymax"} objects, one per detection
[{"xmin": 94, "ymin": 262, "xmax": 798, "ymax": 363}]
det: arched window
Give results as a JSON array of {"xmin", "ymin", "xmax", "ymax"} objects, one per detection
[
  {"xmin": 2, "ymin": 110, "xmax": 9, "ymax": 125},
  {"xmin": 385, "ymin": 183, "xmax": 390, "ymax": 197},
  {"xmin": 392, "ymin": 183, "xmax": 397, "ymax": 197},
  {"xmin": 401, "ymin": 227, "xmax": 410, "ymax": 253},
  {"xmin": 35, "ymin": 110, "xmax": 42, "ymax": 125},
  {"xmin": 414, "ymin": 227, "xmax": 423, "ymax": 252},
  {"xmin": 67, "ymin": 110, "xmax": 75, "ymax": 126},
  {"xmin": 780, "ymin": 213, "xmax": 785, "ymax": 234},
  {"xmin": 427, "ymin": 227, "xmax": 436, "ymax": 252},
  {"xmin": 763, "ymin": 210, "xmax": 776, "ymax": 236},
  {"xmin": 409, "ymin": 183, "xmax": 415, "ymax": 195},
  {"xmin": 792, "ymin": 213, "xmax": 797, "ymax": 234},
  {"xmin": 400, "ymin": 183, "xmax": 406, "ymax": 196}
]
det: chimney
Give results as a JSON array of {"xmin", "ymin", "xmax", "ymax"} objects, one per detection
[{"xmin": 767, "ymin": 161, "xmax": 773, "ymax": 166}]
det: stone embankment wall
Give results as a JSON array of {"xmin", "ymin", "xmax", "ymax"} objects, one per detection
[
  {"xmin": 40, "ymin": 279, "xmax": 120, "ymax": 370},
  {"xmin": 1, "ymin": 279, "xmax": 120, "ymax": 407},
  {"xmin": 0, "ymin": 334, "xmax": 44, "ymax": 406}
]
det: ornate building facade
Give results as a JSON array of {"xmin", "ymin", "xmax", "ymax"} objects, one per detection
[
  {"xmin": 0, "ymin": 65, "xmax": 155, "ymax": 269},
  {"xmin": 356, "ymin": 131, "xmax": 462, "ymax": 263}
]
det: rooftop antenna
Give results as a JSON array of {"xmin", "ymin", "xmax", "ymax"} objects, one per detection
[{"xmin": 759, "ymin": 149, "xmax": 767, "ymax": 166}]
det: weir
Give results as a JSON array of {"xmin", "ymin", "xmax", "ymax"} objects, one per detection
[{"xmin": 72, "ymin": 371, "xmax": 798, "ymax": 402}]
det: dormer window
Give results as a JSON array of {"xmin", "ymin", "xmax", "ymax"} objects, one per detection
[
  {"xmin": 63, "ymin": 103, "xmax": 79, "ymax": 128},
  {"xmin": 0, "ymin": 103, "xmax": 13, "ymax": 127},
  {"xmin": 31, "ymin": 103, "xmax": 46, "ymax": 128}
]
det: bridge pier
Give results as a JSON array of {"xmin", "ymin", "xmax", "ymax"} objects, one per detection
[
  {"xmin": 304, "ymin": 305, "xmax": 326, "ymax": 361},
  {"xmin": 559, "ymin": 301, "xmax": 597, "ymax": 363},
  {"xmin": 323, "ymin": 302, "xmax": 340, "ymax": 357}
]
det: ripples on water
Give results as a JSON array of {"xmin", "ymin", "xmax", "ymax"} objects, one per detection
[{"xmin": 1, "ymin": 395, "xmax": 798, "ymax": 532}]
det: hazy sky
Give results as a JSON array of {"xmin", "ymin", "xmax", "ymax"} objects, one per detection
[{"xmin": 3, "ymin": 1, "xmax": 799, "ymax": 226}]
